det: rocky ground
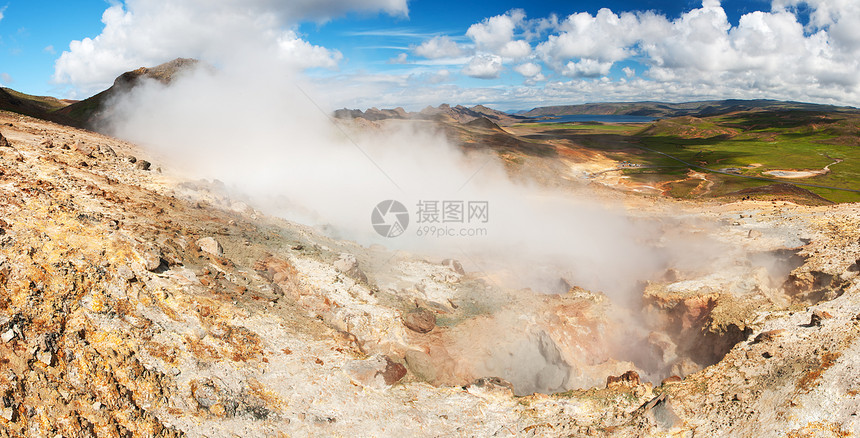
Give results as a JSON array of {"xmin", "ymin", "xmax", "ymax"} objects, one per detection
[{"xmin": 0, "ymin": 111, "xmax": 858, "ymax": 437}]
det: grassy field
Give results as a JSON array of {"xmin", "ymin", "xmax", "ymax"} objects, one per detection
[
  {"xmin": 512, "ymin": 111, "xmax": 860, "ymax": 203},
  {"xmin": 2, "ymin": 88, "xmax": 70, "ymax": 112}
]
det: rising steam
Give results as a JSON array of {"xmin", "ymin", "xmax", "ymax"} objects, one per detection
[
  {"xmin": 103, "ymin": 59, "xmax": 718, "ymax": 300},
  {"xmin": 102, "ymin": 56, "xmax": 789, "ymax": 393}
]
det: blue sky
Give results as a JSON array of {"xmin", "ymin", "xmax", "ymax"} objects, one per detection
[
  {"xmin": 1, "ymin": 0, "xmax": 857, "ymax": 110},
  {"xmin": 0, "ymin": 1, "xmax": 107, "ymax": 96}
]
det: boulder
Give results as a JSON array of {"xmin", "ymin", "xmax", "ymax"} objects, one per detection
[
  {"xmin": 333, "ymin": 253, "xmax": 367, "ymax": 282},
  {"xmin": 333, "ymin": 253, "xmax": 358, "ymax": 273},
  {"xmin": 136, "ymin": 160, "xmax": 151, "ymax": 171},
  {"xmin": 142, "ymin": 249, "xmax": 164, "ymax": 272},
  {"xmin": 606, "ymin": 370, "xmax": 640, "ymax": 388},
  {"xmin": 0, "ymin": 132, "xmax": 8, "ymax": 148},
  {"xmin": 404, "ymin": 350, "xmax": 437, "ymax": 382},
  {"xmin": 99, "ymin": 144, "xmax": 117, "ymax": 157},
  {"xmin": 72, "ymin": 141, "xmax": 94, "ymax": 157},
  {"xmin": 197, "ymin": 237, "xmax": 223, "ymax": 257},
  {"xmin": 643, "ymin": 393, "xmax": 682, "ymax": 430},
  {"xmin": 810, "ymin": 309, "xmax": 833, "ymax": 327},
  {"xmin": 381, "ymin": 359, "xmax": 408, "ymax": 385},
  {"xmin": 116, "ymin": 265, "xmax": 136, "ymax": 282},
  {"xmin": 753, "ymin": 329, "xmax": 785, "ymax": 343},
  {"xmin": 402, "ymin": 308, "xmax": 436, "ymax": 334},
  {"xmin": 661, "ymin": 375, "xmax": 682, "ymax": 386}
]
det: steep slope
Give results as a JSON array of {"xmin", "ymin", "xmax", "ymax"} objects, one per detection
[
  {"xmin": 55, "ymin": 58, "xmax": 200, "ymax": 127},
  {"xmin": 0, "ymin": 88, "xmax": 81, "ymax": 127}
]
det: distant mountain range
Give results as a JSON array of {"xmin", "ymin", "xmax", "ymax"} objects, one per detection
[
  {"xmin": 518, "ymin": 100, "xmax": 857, "ymax": 118},
  {"xmin": 1, "ymin": 57, "xmax": 858, "ymax": 130},
  {"xmin": 334, "ymin": 103, "xmax": 530, "ymax": 126},
  {"xmin": 336, "ymin": 99, "xmax": 859, "ymax": 126}
]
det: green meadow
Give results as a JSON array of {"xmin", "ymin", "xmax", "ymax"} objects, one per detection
[{"xmin": 533, "ymin": 111, "xmax": 860, "ymax": 203}]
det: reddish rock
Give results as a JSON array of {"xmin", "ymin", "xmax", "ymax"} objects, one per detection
[
  {"xmin": 810, "ymin": 310, "xmax": 833, "ymax": 327},
  {"xmin": 344, "ymin": 355, "xmax": 407, "ymax": 387},
  {"xmin": 381, "ymin": 357, "xmax": 407, "ymax": 385},
  {"xmin": 661, "ymin": 375, "xmax": 682, "ymax": 386},
  {"xmin": 754, "ymin": 329, "xmax": 786, "ymax": 343},
  {"xmin": 606, "ymin": 370, "xmax": 640, "ymax": 388},
  {"xmin": 403, "ymin": 308, "xmax": 436, "ymax": 333}
]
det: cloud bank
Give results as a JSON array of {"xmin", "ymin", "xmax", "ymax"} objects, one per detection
[
  {"xmin": 363, "ymin": 0, "xmax": 860, "ymax": 108},
  {"xmin": 52, "ymin": 0, "xmax": 406, "ymax": 97},
  {"xmin": 54, "ymin": 0, "xmax": 860, "ymax": 111}
]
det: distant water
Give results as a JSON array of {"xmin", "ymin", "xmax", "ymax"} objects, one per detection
[{"xmin": 525, "ymin": 114, "xmax": 657, "ymax": 123}]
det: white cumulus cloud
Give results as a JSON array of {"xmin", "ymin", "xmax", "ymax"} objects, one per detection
[
  {"xmin": 513, "ymin": 62, "xmax": 541, "ymax": 78},
  {"xmin": 466, "ymin": 10, "xmax": 532, "ymax": 59},
  {"xmin": 462, "ymin": 54, "xmax": 503, "ymax": 79},
  {"xmin": 514, "ymin": 62, "xmax": 545, "ymax": 84},
  {"xmin": 277, "ymin": 30, "xmax": 342, "ymax": 70},
  {"xmin": 525, "ymin": 0, "xmax": 860, "ymax": 102},
  {"xmin": 498, "ymin": 40, "xmax": 531, "ymax": 59},
  {"xmin": 536, "ymin": 8, "xmax": 670, "ymax": 69},
  {"xmin": 52, "ymin": 0, "xmax": 406, "ymax": 97},
  {"xmin": 562, "ymin": 59, "xmax": 613, "ymax": 78},
  {"xmin": 49, "ymin": 0, "xmax": 860, "ymax": 110},
  {"xmin": 773, "ymin": 0, "xmax": 860, "ymax": 52},
  {"xmin": 413, "ymin": 36, "xmax": 464, "ymax": 59}
]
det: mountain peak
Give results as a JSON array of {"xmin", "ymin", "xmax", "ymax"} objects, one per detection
[{"xmin": 113, "ymin": 58, "xmax": 200, "ymax": 89}]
